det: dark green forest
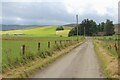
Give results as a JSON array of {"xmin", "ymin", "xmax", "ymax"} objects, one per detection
[{"xmin": 68, "ymin": 19, "xmax": 115, "ymax": 36}]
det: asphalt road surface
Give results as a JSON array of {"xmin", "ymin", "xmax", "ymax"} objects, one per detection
[{"xmin": 31, "ymin": 37, "xmax": 104, "ymax": 78}]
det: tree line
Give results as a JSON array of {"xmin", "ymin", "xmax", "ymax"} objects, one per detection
[{"xmin": 68, "ymin": 19, "xmax": 115, "ymax": 36}]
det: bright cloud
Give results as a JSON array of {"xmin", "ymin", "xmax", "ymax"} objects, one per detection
[{"xmin": 64, "ymin": 0, "xmax": 118, "ymax": 15}]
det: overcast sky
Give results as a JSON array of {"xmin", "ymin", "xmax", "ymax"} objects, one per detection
[{"xmin": 1, "ymin": 0, "xmax": 119, "ymax": 25}]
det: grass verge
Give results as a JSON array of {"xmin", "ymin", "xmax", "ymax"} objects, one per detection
[
  {"xmin": 93, "ymin": 40, "xmax": 119, "ymax": 79},
  {"xmin": 2, "ymin": 41, "xmax": 85, "ymax": 78}
]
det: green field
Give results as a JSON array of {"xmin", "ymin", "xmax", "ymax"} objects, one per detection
[
  {"xmin": 2, "ymin": 26, "xmax": 84, "ymax": 72},
  {"xmin": 1, "ymin": 26, "xmax": 72, "ymax": 37}
]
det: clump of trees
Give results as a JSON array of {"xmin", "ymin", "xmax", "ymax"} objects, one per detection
[
  {"xmin": 56, "ymin": 26, "xmax": 64, "ymax": 31},
  {"xmin": 104, "ymin": 19, "xmax": 115, "ymax": 35},
  {"xmin": 97, "ymin": 22, "xmax": 105, "ymax": 32},
  {"xmin": 68, "ymin": 19, "xmax": 115, "ymax": 36}
]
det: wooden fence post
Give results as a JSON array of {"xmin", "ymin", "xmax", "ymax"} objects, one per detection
[
  {"xmin": 60, "ymin": 40, "xmax": 62, "ymax": 47},
  {"xmin": 48, "ymin": 42, "xmax": 50, "ymax": 48},
  {"xmin": 72, "ymin": 40, "xmax": 73, "ymax": 44},
  {"xmin": 64, "ymin": 40, "xmax": 66, "ymax": 47},
  {"xmin": 55, "ymin": 41, "xmax": 57, "ymax": 45},
  {"xmin": 38, "ymin": 42, "xmax": 40, "ymax": 51},
  {"xmin": 22, "ymin": 45, "xmax": 25, "ymax": 55},
  {"xmin": 21, "ymin": 45, "xmax": 25, "ymax": 59},
  {"xmin": 70, "ymin": 40, "xmax": 71, "ymax": 45},
  {"xmin": 67, "ymin": 40, "xmax": 69, "ymax": 45},
  {"xmin": 114, "ymin": 43, "xmax": 118, "ymax": 51}
]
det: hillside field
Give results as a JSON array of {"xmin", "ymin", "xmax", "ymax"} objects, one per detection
[
  {"xmin": 2, "ymin": 26, "xmax": 85, "ymax": 73},
  {"xmin": 1, "ymin": 26, "xmax": 72, "ymax": 37}
]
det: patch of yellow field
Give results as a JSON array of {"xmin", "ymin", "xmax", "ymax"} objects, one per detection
[{"xmin": 56, "ymin": 30, "xmax": 70, "ymax": 37}]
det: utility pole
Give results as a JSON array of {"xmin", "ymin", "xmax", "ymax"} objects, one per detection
[
  {"xmin": 76, "ymin": 15, "xmax": 78, "ymax": 41},
  {"xmin": 84, "ymin": 27, "xmax": 85, "ymax": 37}
]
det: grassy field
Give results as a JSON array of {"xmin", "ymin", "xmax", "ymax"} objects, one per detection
[
  {"xmin": 2, "ymin": 26, "xmax": 85, "ymax": 73},
  {"xmin": 2, "ymin": 37, "xmax": 82, "ymax": 69},
  {"xmin": 3, "ymin": 42, "xmax": 84, "ymax": 78},
  {"xmin": 1, "ymin": 26, "xmax": 72, "ymax": 37}
]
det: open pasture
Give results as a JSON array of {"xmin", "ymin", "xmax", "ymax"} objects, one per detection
[{"xmin": 2, "ymin": 26, "xmax": 84, "ymax": 72}]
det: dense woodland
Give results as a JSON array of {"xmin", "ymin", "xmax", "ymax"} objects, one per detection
[{"xmin": 68, "ymin": 19, "xmax": 115, "ymax": 36}]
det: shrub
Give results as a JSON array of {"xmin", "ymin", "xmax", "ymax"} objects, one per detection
[{"xmin": 56, "ymin": 26, "xmax": 64, "ymax": 31}]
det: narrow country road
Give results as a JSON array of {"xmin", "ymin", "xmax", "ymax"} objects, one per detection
[{"xmin": 31, "ymin": 37, "xmax": 104, "ymax": 78}]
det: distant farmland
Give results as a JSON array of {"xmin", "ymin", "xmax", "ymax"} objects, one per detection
[{"xmin": 1, "ymin": 26, "xmax": 72, "ymax": 37}]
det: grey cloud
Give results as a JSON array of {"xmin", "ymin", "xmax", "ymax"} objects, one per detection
[
  {"xmin": 2, "ymin": 2, "xmax": 75, "ymax": 25},
  {"xmin": 2, "ymin": 2, "xmax": 117, "ymax": 25}
]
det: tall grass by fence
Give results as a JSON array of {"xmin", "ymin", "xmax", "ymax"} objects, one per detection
[
  {"xmin": 2, "ymin": 39, "xmax": 82, "ymax": 72},
  {"xmin": 94, "ymin": 36, "xmax": 119, "ymax": 57}
]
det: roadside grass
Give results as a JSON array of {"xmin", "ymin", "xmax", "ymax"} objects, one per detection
[
  {"xmin": 94, "ymin": 35, "xmax": 119, "ymax": 57},
  {"xmin": 2, "ymin": 37, "xmax": 80, "ymax": 69},
  {"xmin": 103, "ymin": 41, "xmax": 118, "ymax": 57},
  {"xmin": 93, "ymin": 39, "xmax": 119, "ymax": 79},
  {"xmin": 2, "ymin": 39, "xmax": 85, "ymax": 78}
]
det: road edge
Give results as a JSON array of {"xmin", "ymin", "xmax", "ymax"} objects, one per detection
[{"xmin": 93, "ymin": 39, "xmax": 119, "ymax": 79}]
